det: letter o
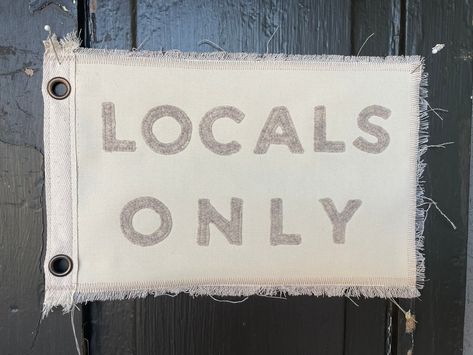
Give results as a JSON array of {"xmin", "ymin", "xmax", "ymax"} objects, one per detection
[
  {"xmin": 120, "ymin": 196, "xmax": 172, "ymax": 246},
  {"xmin": 142, "ymin": 105, "xmax": 192, "ymax": 154}
]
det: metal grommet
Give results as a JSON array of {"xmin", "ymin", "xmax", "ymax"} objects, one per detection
[
  {"xmin": 48, "ymin": 254, "xmax": 73, "ymax": 277},
  {"xmin": 47, "ymin": 77, "xmax": 71, "ymax": 100}
]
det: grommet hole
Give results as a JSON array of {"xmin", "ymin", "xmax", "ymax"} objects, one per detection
[
  {"xmin": 49, "ymin": 254, "xmax": 73, "ymax": 277},
  {"xmin": 51, "ymin": 82, "xmax": 67, "ymax": 96},
  {"xmin": 47, "ymin": 77, "xmax": 71, "ymax": 100}
]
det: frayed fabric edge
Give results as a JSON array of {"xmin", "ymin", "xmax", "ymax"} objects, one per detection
[
  {"xmin": 43, "ymin": 285, "xmax": 420, "ymax": 317},
  {"xmin": 44, "ymin": 31, "xmax": 423, "ymax": 65},
  {"xmin": 42, "ymin": 288, "xmax": 74, "ymax": 319},
  {"xmin": 42, "ymin": 31, "xmax": 428, "ymax": 318},
  {"xmin": 415, "ymin": 69, "xmax": 429, "ymax": 291}
]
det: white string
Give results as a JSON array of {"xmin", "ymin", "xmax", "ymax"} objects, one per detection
[
  {"xmin": 389, "ymin": 297, "xmax": 406, "ymax": 314},
  {"xmin": 260, "ymin": 295, "xmax": 287, "ymax": 300},
  {"xmin": 162, "ymin": 293, "xmax": 179, "ymax": 297},
  {"xmin": 411, "ymin": 44, "xmax": 446, "ymax": 73},
  {"xmin": 426, "ymin": 107, "xmax": 448, "ymax": 114},
  {"xmin": 346, "ymin": 296, "xmax": 359, "ymax": 307},
  {"xmin": 423, "ymin": 203, "xmax": 432, "ymax": 224},
  {"xmin": 356, "ymin": 33, "xmax": 375, "ymax": 56},
  {"xmin": 389, "ymin": 298, "xmax": 418, "ymax": 323},
  {"xmin": 198, "ymin": 39, "xmax": 226, "ymax": 52},
  {"xmin": 135, "ymin": 35, "xmax": 149, "ymax": 51},
  {"xmin": 427, "ymin": 102, "xmax": 447, "ymax": 121},
  {"xmin": 44, "ymin": 25, "xmax": 62, "ymax": 65},
  {"xmin": 421, "ymin": 196, "xmax": 457, "ymax": 230},
  {"xmin": 426, "ymin": 141, "xmax": 454, "ymax": 149},
  {"xmin": 266, "ymin": 25, "xmax": 280, "ymax": 54},
  {"xmin": 71, "ymin": 306, "xmax": 81, "ymax": 355},
  {"xmin": 209, "ymin": 295, "xmax": 249, "ymax": 304}
]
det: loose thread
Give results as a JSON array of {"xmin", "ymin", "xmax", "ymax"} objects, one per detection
[
  {"xmin": 347, "ymin": 296, "xmax": 360, "ymax": 307},
  {"xmin": 44, "ymin": 25, "xmax": 62, "ymax": 65},
  {"xmin": 356, "ymin": 33, "xmax": 375, "ymax": 56},
  {"xmin": 411, "ymin": 44, "xmax": 446, "ymax": 73},
  {"xmin": 134, "ymin": 35, "xmax": 149, "ymax": 51},
  {"xmin": 209, "ymin": 295, "xmax": 249, "ymax": 304},
  {"xmin": 421, "ymin": 196, "xmax": 457, "ymax": 230},
  {"xmin": 423, "ymin": 204, "xmax": 432, "ymax": 224},
  {"xmin": 260, "ymin": 295, "xmax": 287, "ymax": 300},
  {"xmin": 426, "ymin": 102, "xmax": 447, "ymax": 121},
  {"xmin": 266, "ymin": 25, "xmax": 280, "ymax": 54},
  {"xmin": 71, "ymin": 306, "xmax": 81, "ymax": 355},
  {"xmin": 389, "ymin": 298, "xmax": 417, "ymax": 324},
  {"xmin": 426, "ymin": 141, "xmax": 454, "ymax": 149},
  {"xmin": 198, "ymin": 39, "xmax": 226, "ymax": 52},
  {"xmin": 426, "ymin": 107, "xmax": 448, "ymax": 114},
  {"xmin": 389, "ymin": 297, "xmax": 407, "ymax": 315}
]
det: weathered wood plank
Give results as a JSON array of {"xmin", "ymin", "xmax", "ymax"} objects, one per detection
[
  {"xmin": 351, "ymin": 0, "xmax": 401, "ymax": 56},
  {"xmin": 345, "ymin": 2, "xmax": 401, "ymax": 354},
  {"xmin": 136, "ymin": 295, "xmax": 345, "ymax": 355},
  {"xmin": 466, "ymin": 114, "xmax": 473, "ymax": 355},
  {"xmin": 88, "ymin": 0, "xmax": 134, "ymax": 50},
  {"xmin": 84, "ymin": 300, "xmax": 137, "ymax": 355},
  {"xmin": 404, "ymin": 0, "xmax": 473, "ymax": 354},
  {"xmin": 0, "ymin": 1, "xmax": 82, "ymax": 354},
  {"xmin": 132, "ymin": 1, "xmax": 349, "ymax": 353},
  {"xmin": 137, "ymin": 0, "xmax": 351, "ymax": 54},
  {"xmin": 80, "ymin": 1, "xmax": 473, "ymax": 354},
  {"xmin": 344, "ymin": 299, "xmax": 391, "ymax": 355},
  {"xmin": 0, "ymin": 0, "xmax": 76, "ymax": 150},
  {"xmin": 0, "ymin": 140, "xmax": 82, "ymax": 354},
  {"xmin": 79, "ymin": 1, "xmax": 138, "ymax": 354}
]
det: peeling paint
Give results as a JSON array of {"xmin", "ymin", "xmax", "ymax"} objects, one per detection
[
  {"xmin": 29, "ymin": 0, "xmax": 71, "ymax": 15},
  {"xmin": 24, "ymin": 68, "xmax": 34, "ymax": 77},
  {"xmin": 0, "ymin": 46, "xmax": 16, "ymax": 56},
  {"xmin": 89, "ymin": 0, "xmax": 97, "ymax": 43},
  {"xmin": 458, "ymin": 50, "xmax": 473, "ymax": 61},
  {"xmin": 431, "ymin": 43, "xmax": 445, "ymax": 54}
]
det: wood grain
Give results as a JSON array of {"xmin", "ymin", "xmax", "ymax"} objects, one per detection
[
  {"xmin": 345, "ymin": 2, "xmax": 401, "ymax": 354},
  {"xmin": 0, "ymin": 1, "xmax": 82, "ymax": 354},
  {"xmin": 403, "ymin": 0, "xmax": 473, "ymax": 354},
  {"xmin": 2, "ymin": 0, "xmax": 469, "ymax": 354},
  {"xmin": 86, "ymin": 1, "xmax": 353, "ymax": 354},
  {"xmin": 0, "ymin": 141, "xmax": 82, "ymax": 354},
  {"xmin": 80, "ymin": 1, "xmax": 138, "ymax": 354},
  {"xmin": 134, "ymin": 1, "xmax": 348, "ymax": 354},
  {"xmin": 137, "ymin": 0, "xmax": 351, "ymax": 54},
  {"xmin": 83, "ymin": 1, "xmax": 472, "ymax": 354}
]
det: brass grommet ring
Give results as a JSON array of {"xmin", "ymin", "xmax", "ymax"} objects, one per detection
[
  {"xmin": 48, "ymin": 254, "xmax": 73, "ymax": 277},
  {"xmin": 47, "ymin": 77, "xmax": 71, "ymax": 100}
]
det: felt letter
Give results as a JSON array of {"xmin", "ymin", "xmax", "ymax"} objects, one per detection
[
  {"xmin": 198, "ymin": 198, "xmax": 243, "ymax": 246},
  {"xmin": 313, "ymin": 105, "xmax": 345, "ymax": 152},
  {"xmin": 353, "ymin": 105, "xmax": 391, "ymax": 154},
  {"xmin": 319, "ymin": 198, "xmax": 362, "ymax": 244},
  {"xmin": 120, "ymin": 196, "xmax": 172, "ymax": 247},
  {"xmin": 254, "ymin": 106, "xmax": 304, "ymax": 154},
  {"xmin": 142, "ymin": 105, "xmax": 192, "ymax": 154},
  {"xmin": 200, "ymin": 106, "xmax": 245, "ymax": 155},
  {"xmin": 102, "ymin": 102, "xmax": 136, "ymax": 152},
  {"xmin": 270, "ymin": 198, "xmax": 301, "ymax": 246}
]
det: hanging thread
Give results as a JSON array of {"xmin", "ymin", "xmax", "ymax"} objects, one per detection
[{"xmin": 44, "ymin": 25, "xmax": 62, "ymax": 65}]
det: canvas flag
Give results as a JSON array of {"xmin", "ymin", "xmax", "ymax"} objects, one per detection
[{"xmin": 42, "ymin": 34, "xmax": 428, "ymax": 315}]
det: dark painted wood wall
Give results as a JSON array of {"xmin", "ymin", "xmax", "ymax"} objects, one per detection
[{"xmin": 1, "ymin": 1, "xmax": 472, "ymax": 354}]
